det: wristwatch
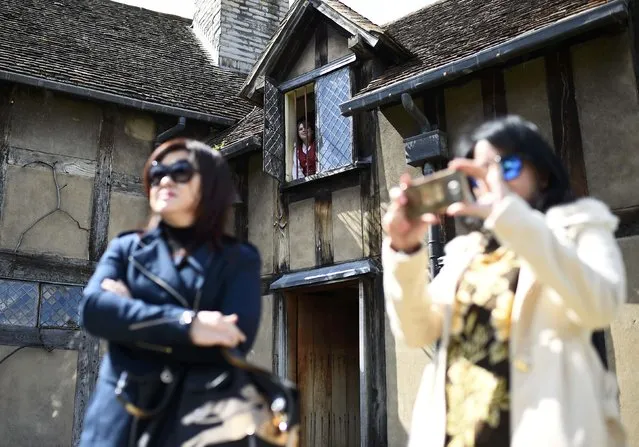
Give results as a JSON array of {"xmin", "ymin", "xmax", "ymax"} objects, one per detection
[{"xmin": 179, "ymin": 310, "xmax": 196, "ymax": 326}]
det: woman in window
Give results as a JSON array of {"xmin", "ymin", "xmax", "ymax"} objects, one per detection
[
  {"xmin": 292, "ymin": 115, "xmax": 317, "ymax": 179},
  {"xmin": 382, "ymin": 116, "xmax": 626, "ymax": 447},
  {"xmin": 79, "ymin": 138, "xmax": 262, "ymax": 446}
]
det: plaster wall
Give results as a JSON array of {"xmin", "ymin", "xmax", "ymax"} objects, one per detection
[
  {"xmin": 385, "ymin": 316, "xmax": 431, "ymax": 447},
  {"xmin": 332, "ymin": 185, "xmax": 363, "ymax": 263},
  {"xmin": 287, "ymin": 33, "xmax": 316, "ymax": 80},
  {"xmin": 0, "ymin": 346, "xmax": 77, "ymax": 446},
  {"xmin": 327, "ymin": 24, "xmax": 350, "ymax": 62},
  {"xmin": 112, "ymin": 110, "xmax": 155, "ymax": 177},
  {"xmin": 288, "ymin": 198, "xmax": 315, "ymax": 270},
  {"xmin": 377, "ymin": 104, "xmax": 421, "ymax": 222},
  {"xmin": 247, "ymin": 294, "xmax": 274, "ymax": 371},
  {"xmin": 9, "ymin": 88, "xmax": 101, "ymax": 160},
  {"xmin": 444, "ymin": 79, "xmax": 484, "ymax": 156},
  {"xmin": 612, "ymin": 236, "xmax": 639, "ymax": 447},
  {"xmin": 0, "ymin": 164, "xmax": 93, "ymax": 258},
  {"xmin": 504, "ymin": 57, "xmax": 553, "ymax": 143},
  {"xmin": 107, "ymin": 191, "xmax": 149, "ymax": 241},
  {"xmin": 247, "ymin": 154, "xmax": 276, "ymax": 274},
  {"xmin": 572, "ymin": 32, "xmax": 639, "ymax": 210}
]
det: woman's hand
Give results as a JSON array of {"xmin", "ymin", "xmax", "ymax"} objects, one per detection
[
  {"xmin": 190, "ymin": 311, "xmax": 247, "ymax": 348},
  {"xmin": 446, "ymin": 157, "xmax": 509, "ymax": 220},
  {"xmin": 382, "ymin": 173, "xmax": 439, "ymax": 253},
  {"xmin": 101, "ymin": 278, "xmax": 132, "ymax": 298}
]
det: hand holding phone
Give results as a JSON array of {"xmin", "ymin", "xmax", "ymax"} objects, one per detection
[{"xmin": 403, "ymin": 168, "xmax": 475, "ymax": 220}]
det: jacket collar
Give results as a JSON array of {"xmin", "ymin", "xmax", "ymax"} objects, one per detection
[{"xmin": 132, "ymin": 226, "xmax": 190, "ymax": 307}]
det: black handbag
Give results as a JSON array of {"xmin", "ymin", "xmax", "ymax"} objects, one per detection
[{"xmin": 114, "ymin": 243, "xmax": 300, "ymax": 447}]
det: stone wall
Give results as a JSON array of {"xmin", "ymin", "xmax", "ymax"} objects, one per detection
[{"xmin": 194, "ymin": 0, "xmax": 289, "ymax": 73}]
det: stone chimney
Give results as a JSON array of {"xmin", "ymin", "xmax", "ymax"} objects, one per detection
[{"xmin": 193, "ymin": 0, "xmax": 289, "ymax": 73}]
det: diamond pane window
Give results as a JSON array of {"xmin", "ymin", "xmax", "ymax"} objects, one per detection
[
  {"xmin": 315, "ymin": 68, "xmax": 353, "ymax": 172},
  {"xmin": 0, "ymin": 279, "xmax": 39, "ymax": 326},
  {"xmin": 39, "ymin": 284, "xmax": 83, "ymax": 328}
]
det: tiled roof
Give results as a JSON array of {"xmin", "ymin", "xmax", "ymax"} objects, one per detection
[
  {"xmin": 357, "ymin": 0, "xmax": 609, "ymax": 96},
  {"xmin": 0, "ymin": 0, "xmax": 254, "ymax": 121},
  {"xmin": 210, "ymin": 107, "xmax": 263, "ymax": 147},
  {"xmin": 321, "ymin": 0, "xmax": 384, "ymax": 34}
]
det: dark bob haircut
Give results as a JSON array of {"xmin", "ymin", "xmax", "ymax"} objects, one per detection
[
  {"xmin": 458, "ymin": 115, "xmax": 575, "ymax": 212},
  {"xmin": 142, "ymin": 138, "xmax": 237, "ymax": 248}
]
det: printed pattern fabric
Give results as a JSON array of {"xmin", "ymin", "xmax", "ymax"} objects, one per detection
[{"xmin": 444, "ymin": 244, "xmax": 520, "ymax": 447}]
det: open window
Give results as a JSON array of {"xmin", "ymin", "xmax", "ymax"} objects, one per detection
[{"xmin": 263, "ymin": 67, "xmax": 354, "ymax": 183}]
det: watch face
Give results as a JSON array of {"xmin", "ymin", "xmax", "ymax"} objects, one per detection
[{"xmin": 180, "ymin": 311, "xmax": 194, "ymax": 325}]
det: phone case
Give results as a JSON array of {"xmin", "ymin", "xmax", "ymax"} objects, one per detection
[{"xmin": 403, "ymin": 169, "xmax": 474, "ymax": 219}]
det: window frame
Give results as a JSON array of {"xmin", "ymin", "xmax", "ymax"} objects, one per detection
[{"xmin": 276, "ymin": 55, "xmax": 357, "ymax": 185}]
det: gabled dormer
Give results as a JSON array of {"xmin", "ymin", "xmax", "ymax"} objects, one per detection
[{"xmin": 239, "ymin": 0, "xmax": 410, "ymax": 184}]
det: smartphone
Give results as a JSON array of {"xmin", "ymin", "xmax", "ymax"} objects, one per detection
[{"xmin": 403, "ymin": 169, "xmax": 474, "ymax": 219}]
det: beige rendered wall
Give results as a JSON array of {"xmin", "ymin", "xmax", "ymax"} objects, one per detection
[
  {"xmin": 0, "ymin": 346, "xmax": 78, "ymax": 446},
  {"xmin": 504, "ymin": 57, "xmax": 553, "ymax": 143},
  {"xmin": 615, "ymin": 236, "xmax": 639, "ymax": 445},
  {"xmin": 377, "ymin": 103, "xmax": 428, "ymax": 445},
  {"xmin": 287, "ymin": 33, "xmax": 316, "ymax": 80},
  {"xmin": 247, "ymin": 154, "xmax": 276, "ymax": 275},
  {"xmin": 327, "ymin": 23, "xmax": 350, "ymax": 62},
  {"xmin": 444, "ymin": 79, "xmax": 484, "ymax": 156},
  {"xmin": 247, "ymin": 294, "xmax": 274, "ymax": 371},
  {"xmin": 332, "ymin": 185, "xmax": 363, "ymax": 263},
  {"xmin": 572, "ymin": 32, "xmax": 639, "ymax": 211},
  {"xmin": 108, "ymin": 191, "xmax": 149, "ymax": 240},
  {"xmin": 288, "ymin": 198, "xmax": 315, "ymax": 270}
]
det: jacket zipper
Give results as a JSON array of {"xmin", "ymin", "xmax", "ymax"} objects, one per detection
[
  {"xmin": 128, "ymin": 255, "xmax": 190, "ymax": 308},
  {"xmin": 129, "ymin": 316, "xmax": 180, "ymax": 331},
  {"xmin": 134, "ymin": 341, "xmax": 173, "ymax": 354}
]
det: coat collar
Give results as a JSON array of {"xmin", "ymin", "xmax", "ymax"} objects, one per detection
[{"xmin": 131, "ymin": 228, "xmax": 190, "ymax": 307}]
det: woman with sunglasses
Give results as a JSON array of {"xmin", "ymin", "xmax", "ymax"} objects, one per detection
[
  {"xmin": 383, "ymin": 116, "xmax": 626, "ymax": 447},
  {"xmin": 78, "ymin": 138, "xmax": 261, "ymax": 446}
]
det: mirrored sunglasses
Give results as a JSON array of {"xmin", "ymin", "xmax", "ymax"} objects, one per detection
[
  {"xmin": 469, "ymin": 154, "xmax": 524, "ymax": 189},
  {"xmin": 149, "ymin": 159, "xmax": 196, "ymax": 187}
]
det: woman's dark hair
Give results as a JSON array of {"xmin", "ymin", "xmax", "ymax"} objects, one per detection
[
  {"xmin": 458, "ymin": 115, "xmax": 576, "ymax": 212},
  {"xmin": 295, "ymin": 115, "xmax": 315, "ymax": 148},
  {"xmin": 142, "ymin": 138, "xmax": 237, "ymax": 248}
]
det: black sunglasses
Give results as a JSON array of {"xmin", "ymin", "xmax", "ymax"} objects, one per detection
[{"xmin": 148, "ymin": 159, "xmax": 196, "ymax": 187}]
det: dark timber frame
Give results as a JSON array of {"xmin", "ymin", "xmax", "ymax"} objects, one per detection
[
  {"xmin": 545, "ymin": 48, "xmax": 589, "ymax": 197},
  {"xmin": 0, "ymin": 97, "xmax": 121, "ymax": 446},
  {"xmin": 481, "ymin": 69, "xmax": 507, "ymax": 119}
]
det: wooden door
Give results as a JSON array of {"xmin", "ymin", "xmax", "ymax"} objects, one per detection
[{"xmin": 295, "ymin": 291, "xmax": 360, "ymax": 447}]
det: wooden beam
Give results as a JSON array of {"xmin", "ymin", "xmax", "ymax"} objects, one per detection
[
  {"xmin": 628, "ymin": 0, "xmax": 639, "ymax": 99},
  {"xmin": 88, "ymin": 106, "xmax": 116, "ymax": 261},
  {"xmin": 352, "ymin": 61, "xmax": 384, "ymax": 259},
  {"xmin": 0, "ymin": 84, "xmax": 14, "ymax": 222},
  {"xmin": 358, "ymin": 277, "xmax": 387, "ymax": 447},
  {"xmin": 315, "ymin": 21, "xmax": 328, "ymax": 68},
  {"xmin": 111, "ymin": 171, "xmax": 144, "ymax": 196},
  {"xmin": 0, "ymin": 249, "xmax": 95, "ymax": 284},
  {"xmin": 72, "ymin": 334, "xmax": 100, "ymax": 446},
  {"xmin": 272, "ymin": 292, "xmax": 290, "ymax": 378},
  {"xmin": 545, "ymin": 48, "xmax": 589, "ymax": 197},
  {"xmin": 314, "ymin": 191, "xmax": 333, "ymax": 265},
  {"xmin": 7, "ymin": 146, "xmax": 96, "ymax": 178},
  {"xmin": 274, "ymin": 189, "xmax": 290, "ymax": 274},
  {"xmin": 234, "ymin": 156, "xmax": 249, "ymax": 241},
  {"xmin": 481, "ymin": 69, "xmax": 507, "ymax": 119},
  {"xmin": 613, "ymin": 205, "xmax": 639, "ymax": 238},
  {"xmin": 278, "ymin": 53, "xmax": 357, "ymax": 92},
  {"xmin": 284, "ymin": 162, "xmax": 367, "ymax": 203},
  {"xmin": 0, "ymin": 325, "xmax": 80, "ymax": 349}
]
